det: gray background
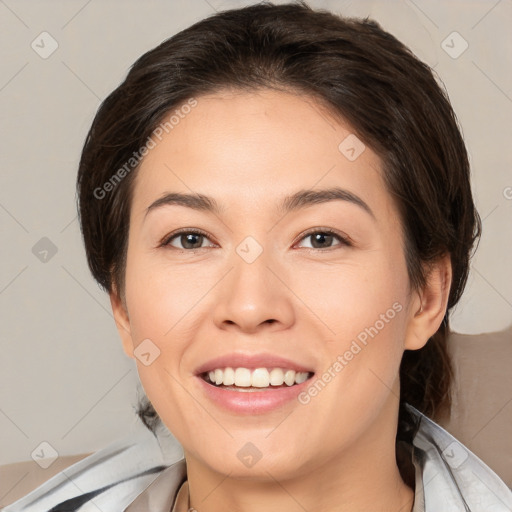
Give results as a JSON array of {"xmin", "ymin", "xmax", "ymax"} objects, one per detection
[{"xmin": 1, "ymin": 0, "xmax": 511, "ymax": 465}]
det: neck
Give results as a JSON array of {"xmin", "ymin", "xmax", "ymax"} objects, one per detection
[{"xmin": 183, "ymin": 398, "xmax": 415, "ymax": 512}]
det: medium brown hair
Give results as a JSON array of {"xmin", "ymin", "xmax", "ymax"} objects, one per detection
[{"xmin": 77, "ymin": 1, "xmax": 481, "ymax": 447}]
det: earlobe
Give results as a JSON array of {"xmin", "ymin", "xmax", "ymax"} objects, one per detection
[
  {"xmin": 404, "ymin": 253, "xmax": 452, "ymax": 351},
  {"xmin": 109, "ymin": 287, "xmax": 135, "ymax": 359}
]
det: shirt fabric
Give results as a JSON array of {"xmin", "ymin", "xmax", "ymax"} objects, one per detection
[{"xmin": 3, "ymin": 404, "xmax": 512, "ymax": 511}]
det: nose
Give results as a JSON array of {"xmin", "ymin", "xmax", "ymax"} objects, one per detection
[{"xmin": 212, "ymin": 247, "xmax": 295, "ymax": 334}]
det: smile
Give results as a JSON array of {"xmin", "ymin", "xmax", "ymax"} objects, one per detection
[
  {"xmin": 196, "ymin": 367, "xmax": 315, "ymax": 414},
  {"xmin": 201, "ymin": 367, "xmax": 313, "ymax": 389}
]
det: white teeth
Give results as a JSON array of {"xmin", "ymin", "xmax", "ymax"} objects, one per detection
[
  {"xmin": 284, "ymin": 370, "xmax": 296, "ymax": 386},
  {"xmin": 234, "ymin": 367, "xmax": 252, "ymax": 387},
  {"xmin": 251, "ymin": 368, "xmax": 269, "ymax": 388},
  {"xmin": 223, "ymin": 367, "xmax": 235, "ymax": 385},
  {"xmin": 204, "ymin": 367, "xmax": 311, "ymax": 388},
  {"xmin": 269, "ymin": 368, "xmax": 284, "ymax": 386},
  {"xmin": 295, "ymin": 371, "xmax": 308, "ymax": 384}
]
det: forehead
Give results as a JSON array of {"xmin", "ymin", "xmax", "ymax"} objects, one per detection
[{"xmin": 131, "ymin": 88, "xmax": 393, "ymax": 221}]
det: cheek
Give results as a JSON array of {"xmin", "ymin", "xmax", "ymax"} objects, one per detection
[
  {"xmin": 314, "ymin": 245, "xmax": 410, "ymax": 391},
  {"xmin": 299, "ymin": 252, "xmax": 408, "ymax": 347},
  {"xmin": 122, "ymin": 248, "xmax": 218, "ymax": 404},
  {"xmin": 122, "ymin": 254, "xmax": 192, "ymax": 403},
  {"xmin": 124, "ymin": 252, "xmax": 197, "ymax": 343},
  {"xmin": 301, "ymin": 267, "xmax": 408, "ymax": 438},
  {"xmin": 123, "ymin": 258, "xmax": 196, "ymax": 431}
]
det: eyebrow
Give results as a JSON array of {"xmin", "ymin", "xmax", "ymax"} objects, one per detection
[{"xmin": 144, "ymin": 186, "xmax": 375, "ymax": 220}]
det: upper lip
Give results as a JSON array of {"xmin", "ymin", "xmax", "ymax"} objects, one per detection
[{"xmin": 194, "ymin": 352, "xmax": 315, "ymax": 375}]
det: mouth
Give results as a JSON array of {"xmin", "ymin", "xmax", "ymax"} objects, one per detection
[
  {"xmin": 199, "ymin": 367, "xmax": 315, "ymax": 392},
  {"xmin": 193, "ymin": 353, "xmax": 316, "ymax": 413}
]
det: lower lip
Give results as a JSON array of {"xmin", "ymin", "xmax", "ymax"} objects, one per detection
[{"xmin": 195, "ymin": 375, "xmax": 313, "ymax": 414}]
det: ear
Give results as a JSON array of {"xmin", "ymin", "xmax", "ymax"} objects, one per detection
[
  {"xmin": 404, "ymin": 253, "xmax": 452, "ymax": 351},
  {"xmin": 109, "ymin": 286, "xmax": 135, "ymax": 359}
]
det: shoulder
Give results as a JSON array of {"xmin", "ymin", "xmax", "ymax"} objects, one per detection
[
  {"xmin": 407, "ymin": 404, "xmax": 512, "ymax": 511},
  {"xmin": 0, "ymin": 454, "xmax": 92, "ymax": 508},
  {"xmin": 1, "ymin": 425, "xmax": 185, "ymax": 512}
]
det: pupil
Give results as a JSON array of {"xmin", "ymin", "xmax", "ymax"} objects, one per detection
[
  {"xmin": 313, "ymin": 232, "xmax": 332, "ymax": 248},
  {"xmin": 183, "ymin": 233, "xmax": 202, "ymax": 249}
]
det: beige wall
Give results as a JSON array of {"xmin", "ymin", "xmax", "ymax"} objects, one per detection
[{"xmin": 1, "ymin": 0, "xmax": 511, "ymax": 469}]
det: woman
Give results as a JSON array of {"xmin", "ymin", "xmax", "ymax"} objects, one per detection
[{"xmin": 5, "ymin": 1, "xmax": 511, "ymax": 511}]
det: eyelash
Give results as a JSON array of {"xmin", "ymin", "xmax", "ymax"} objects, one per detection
[{"xmin": 159, "ymin": 227, "xmax": 353, "ymax": 252}]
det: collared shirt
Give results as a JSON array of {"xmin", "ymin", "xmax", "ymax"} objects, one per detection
[{"xmin": 4, "ymin": 404, "xmax": 512, "ymax": 511}]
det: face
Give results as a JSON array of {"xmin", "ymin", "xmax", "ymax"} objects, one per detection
[{"xmin": 111, "ymin": 88, "xmax": 437, "ymax": 481}]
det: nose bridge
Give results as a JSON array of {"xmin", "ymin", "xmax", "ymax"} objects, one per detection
[{"xmin": 212, "ymin": 234, "xmax": 294, "ymax": 332}]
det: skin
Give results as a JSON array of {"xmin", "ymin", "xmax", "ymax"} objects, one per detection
[{"xmin": 110, "ymin": 88, "xmax": 452, "ymax": 512}]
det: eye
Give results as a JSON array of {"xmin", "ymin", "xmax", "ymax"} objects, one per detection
[
  {"xmin": 159, "ymin": 227, "xmax": 352, "ymax": 251},
  {"xmin": 160, "ymin": 229, "xmax": 215, "ymax": 250},
  {"xmin": 295, "ymin": 229, "xmax": 352, "ymax": 250}
]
